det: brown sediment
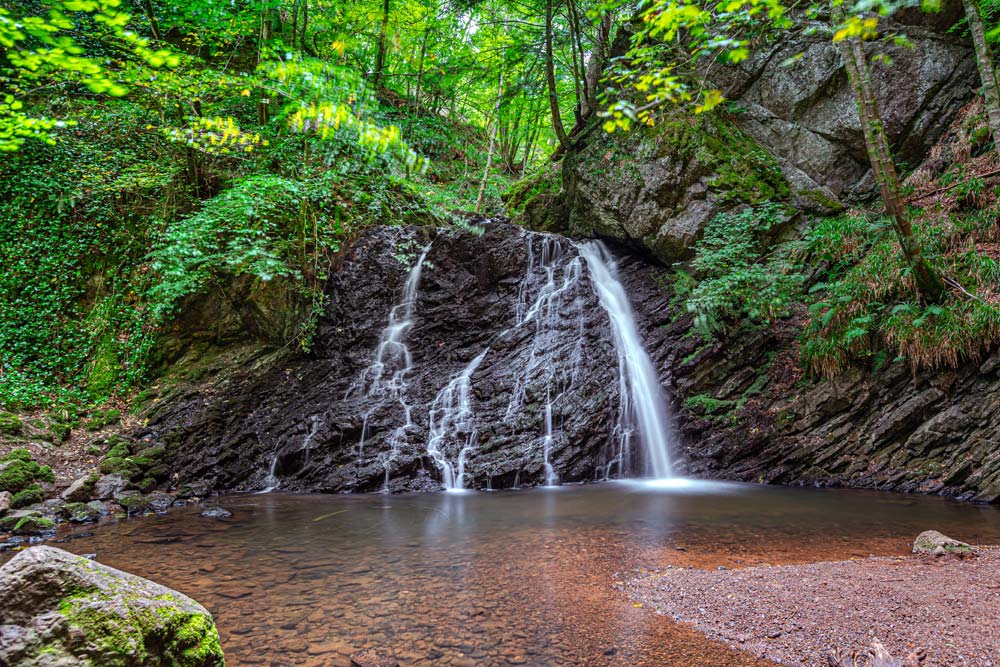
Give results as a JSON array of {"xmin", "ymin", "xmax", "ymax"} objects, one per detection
[{"xmin": 623, "ymin": 548, "xmax": 1000, "ymax": 666}]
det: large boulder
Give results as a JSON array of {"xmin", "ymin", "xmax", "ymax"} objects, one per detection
[
  {"xmin": 714, "ymin": 15, "xmax": 976, "ymax": 200},
  {"xmin": 913, "ymin": 530, "xmax": 974, "ymax": 556},
  {"xmin": 0, "ymin": 545, "xmax": 224, "ymax": 667},
  {"xmin": 563, "ymin": 111, "xmax": 795, "ymax": 263},
  {"xmin": 556, "ymin": 12, "xmax": 975, "ymax": 264}
]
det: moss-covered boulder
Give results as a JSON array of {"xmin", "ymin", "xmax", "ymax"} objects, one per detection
[
  {"xmin": 0, "ymin": 546, "xmax": 225, "ymax": 666},
  {"xmin": 0, "ymin": 451, "xmax": 55, "ymax": 495},
  {"xmin": 10, "ymin": 483, "xmax": 44, "ymax": 509},
  {"xmin": 0, "ymin": 411, "xmax": 24, "ymax": 435},
  {"xmin": 562, "ymin": 111, "xmax": 793, "ymax": 264}
]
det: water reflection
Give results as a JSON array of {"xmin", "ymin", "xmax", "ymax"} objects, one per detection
[{"xmin": 24, "ymin": 483, "xmax": 1000, "ymax": 667}]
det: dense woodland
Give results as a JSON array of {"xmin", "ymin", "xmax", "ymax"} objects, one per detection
[
  {"xmin": 1, "ymin": 0, "xmax": 999, "ymax": 418},
  {"xmin": 4, "ymin": 3, "xmax": 1000, "ymax": 665}
]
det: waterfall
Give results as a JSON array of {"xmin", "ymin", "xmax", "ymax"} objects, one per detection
[
  {"xmin": 347, "ymin": 243, "xmax": 432, "ymax": 489},
  {"xmin": 578, "ymin": 241, "xmax": 674, "ymax": 479},
  {"xmin": 260, "ymin": 454, "xmax": 280, "ymax": 493},
  {"xmin": 427, "ymin": 349, "xmax": 488, "ymax": 491},
  {"xmin": 502, "ymin": 233, "xmax": 585, "ymax": 485}
]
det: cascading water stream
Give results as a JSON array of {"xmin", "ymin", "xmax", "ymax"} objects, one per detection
[
  {"xmin": 345, "ymin": 243, "xmax": 432, "ymax": 489},
  {"xmin": 427, "ymin": 349, "xmax": 489, "ymax": 491},
  {"xmin": 578, "ymin": 241, "xmax": 675, "ymax": 479},
  {"xmin": 502, "ymin": 235, "xmax": 585, "ymax": 485}
]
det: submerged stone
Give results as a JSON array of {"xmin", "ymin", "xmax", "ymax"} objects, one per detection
[{"xmin": 0, "ymin": 545, "xmax": 224, "ymax": 667}]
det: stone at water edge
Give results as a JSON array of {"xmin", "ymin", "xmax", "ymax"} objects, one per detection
[
  {"xmin": 201, "ymin": 507, "xmax": 232, "ymax": 519},
  {"xmin": 912, "ymin": 530, "xmax": 974, "ymax": 556},
  {"xmin": 60, "ymin": 474, "xmax": 97, "ymax": 503},
  {"xmin": 92, "ymin": 473, "xmax": 128, "ymax": 500},
  {"xmin": 0, "ymin": 545, "xmax": 224, "ymax": 667},
  {"xmin": 350, "ymin": 648, "xmax": 400, "ymax": 667}
]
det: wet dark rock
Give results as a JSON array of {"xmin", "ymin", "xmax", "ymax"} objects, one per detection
[
  {"xmin": 116, "ymin": 493, "xmax": 153, "ymax": 516},
  {"xmin": 9, "ymin": 515, "xmax": 56, "ymax": 536},
  {"xmin": 913, "ymin": 530, "xmax": 974, "ymax": 556},
  {"xmin": 147, "ymin": 491, "xmax": 174, "ymax": 513},
  {"xmin": 60, "ymin": 474, "xmax": 98, "ymax": 503},
  {"xmin": 133, "ymin": 216, "xmax": 1000, "ymax": 502},
  {"xmin": 200, "ymin": 507, "xmax": 231, "ymax": 519},
  {"xmin": 92, "ymin": 474, "xmax": 128, "ymax": 500},
  {"xmin": 0, "ymin": 545, "xmax": 224, "ymax": 667},
  {"xmin": 142, "ymin": 222, "xmax": 641, "ymax": 493}
]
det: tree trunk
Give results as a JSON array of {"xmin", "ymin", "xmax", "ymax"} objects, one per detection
[
  {"xmin": 300, "ymin": 0, "xmax": 309, "ymax": 53},
  {"xmin": 415, "ymin": 26, "xmax": 431, "ymax": 109},
  {"xmin": 963, "ymin": 0, "xmax": 1000, "ymax": 161},
  {"xmin": 833, "ymin": 7, "xmax": 943, "ymax": 302},
  {"xmin": 139, "ymin": 0, "xmax": 162, "ymax": 42},
  {"xmin": 545, "ymin": 0, "xmax": 570, "ymax": 149},
  {"xmin": 477, "ymin": 67, "xmax": 505, "ymax": 214},
  {"xmin": 581, "ymin": 11, "xmax": 612, "ymax": 118},
  {"xmin": 374, "ymin": 0, "xmax": 391, "ymax": 87}
]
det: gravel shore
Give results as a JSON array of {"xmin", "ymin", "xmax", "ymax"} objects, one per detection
[{"xmin": 622, "ymin": 548, "xmax": 1000, "ymax": 666}]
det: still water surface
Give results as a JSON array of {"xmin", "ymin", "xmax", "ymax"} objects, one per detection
[{"xmin": 41, "ymin": 480, "xmax": 1000, "ymax": 666}]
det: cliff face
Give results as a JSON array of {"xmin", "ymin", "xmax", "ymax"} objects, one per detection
[
  {"xmin": 553, "ymin": 12, "xmax": 976, "ymax": 264},
  {"xmin": 656, "ymin": 312, "xmax": 1000, "ymax": 503},
  {"xmin": 138, "ymin": 222, "xmax": 674, "ymax": 494},
  {"xmin": 142, "ymin": 225, "xmax": 1000, "ymax": 502}
]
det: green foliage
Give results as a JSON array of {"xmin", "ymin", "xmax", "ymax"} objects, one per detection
[
  {"xmin": 684, "ymin": 203, "xmax": 803, "ymax": 334},
  {"xmin": 801, "ymin": 210, "xmax": 1000, "ymax": 375},
  {"xmin": 0, "ymin": 0, "xmax": 177, "ymax": 151},
  {"xmin": 682, "ymin": 393, "xmax": 735, "ymax": 415}
]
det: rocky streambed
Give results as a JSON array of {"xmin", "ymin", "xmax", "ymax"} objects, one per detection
[{"xmin": 623, "ymin": 545, "xmax": 999, "ymax": 666}]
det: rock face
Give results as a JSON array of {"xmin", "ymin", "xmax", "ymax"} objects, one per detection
[
  {"xmin": 556, "ymin": 13, "xmax": 975, "ymax": 264},
  {"xmin": 143, "ymin": 221, "xmax": 671, "ymax": 493},
  {"xmin": 141, "ymin": 219, "xmax": 1000, "ymax": 502},
  {"xmin": 0, "ymin": 545, "xmax": 224, "ymax": 667},
  {"xmin": 714, "ymin": 16, "xmax": 976, "ymax": 200},
  {"xmin": 662, "ymin": 309, "xmax": 1000, "ymax": 502}
]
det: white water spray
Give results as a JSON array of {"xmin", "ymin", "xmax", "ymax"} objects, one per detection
[
  {"xmin": 427, "ymin": 349, "xmax": 489, "ymax": 491},
  {"xmin": 578, "ymin": 241, "xmax": 674, "ymax": 479},
  {"xmin": 347, "ymin": 243, "xmax": 432, "ymax": 488}
]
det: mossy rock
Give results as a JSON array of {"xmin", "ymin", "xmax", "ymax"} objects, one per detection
[
  {"xmin": 99, "ymin": 456, "xmax": 142, "ymax": 481},
  {"xmin": 1, "ymin": 448, "xmax": 32, "ymax": 463},
  {"xmin": 135, "ymin": 477, "xmax": 159, "ymax": 493},
  {"xmin": 12, "ymin": 515, "xmax": 57, "ymax": 535},
  {"xmin": 145, "ymin": 464, "xmax": 171, "ymax": 481},
  {"xmin": 86, "ymin": 332, "xmax": 120, "ymax": 400},
  {"xmin": 0, "ymin": 411, "xmax": 24, "ymax": 436},
  {"xmin": 0, "ymin": 458, "xmax": 53, "ymax": 494},
  {"xmin": 135, "ymin": 445, "xmax": 167, "ymax": 462},
  {"xmin": 0, "ymin": 546, "xmax": 225, "ymax": 667},
  {"xmin": 61, "ymin": 502, "xmax": 103, "ymax": 523},
  {"xmin": 46, "ymin": 422, "xmax": 73, "ymax": 443},
  {"xmin": 106, "ymin": 443, "xmax": 131, "ymax": 459},
  {"xmin": 117, "ymin": 494, "xmax": 152, "ymax": 516},
  {"xmin": 11, "ymin": 483, "xmax": 45, "ymax": 509}
]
